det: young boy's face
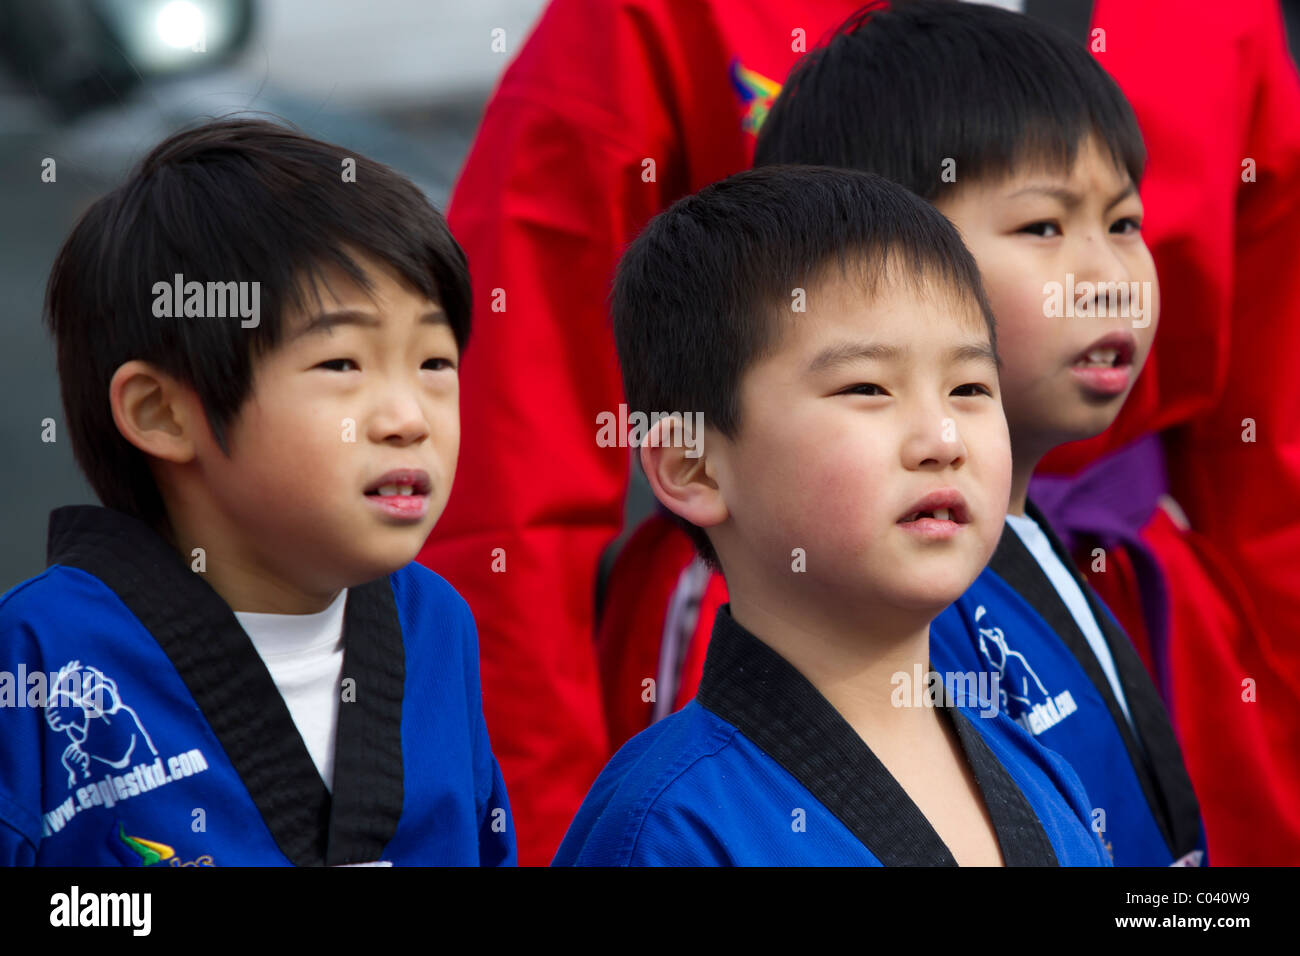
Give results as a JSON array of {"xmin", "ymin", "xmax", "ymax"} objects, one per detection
[
  {"xmin": 195, "ymin": 251, "xmax": 460, "ymax": 590},
  {"xmin": 710, "ymin": 269, "xmax": 1010, "ymax": 615},
  {"xmin": 934, "ymin": 135, "xmax": 1158, "ymax": 456}
]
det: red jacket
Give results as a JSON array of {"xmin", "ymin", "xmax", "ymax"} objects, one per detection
[{"xmin": 421, "ymin": 0, "xmax": 1300, "ymax": 865}]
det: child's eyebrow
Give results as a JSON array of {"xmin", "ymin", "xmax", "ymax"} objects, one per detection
[
  {"xmin": 292, "ymin": 307, "xmax": 448, "ymax": 340},
  {"xmin": 1005, "ymin": 182, "xmax": 1137, "ymax": 213},
  {"xmin": 807, "ymin": 341, "xmax": 902, "ymax": 373},
  {"xmin": 949, "ymin": 342, "xmax": 1000, "ymax": 368},
  {"xmin": 808, "ymin": 341, "xmax": 997, "ymax": 373}
]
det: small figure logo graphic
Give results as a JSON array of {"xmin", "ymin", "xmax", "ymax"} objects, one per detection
[
  {"xmin": 45, "ymin": 661, "xmax": 158, "ymax": 787},
  {"xmin": 974, "ymin": 605, "xmax": 1078, "ymax": 734},
  {"xmin": 975, "ymin": 606, "xmax": 1052, "ymax": 713}
]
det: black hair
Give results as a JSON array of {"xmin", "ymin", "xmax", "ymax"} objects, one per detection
[
  {"xmin": 44, "ymin": 117, "xmax": 471, "ymax": 533},
  {"xmin": 755, "ymin": 0, "xmax": 1146, "ymax": 198},
  {"xmin": 614, "ymin": 164, "xmax": 996, "ymax": 570}
]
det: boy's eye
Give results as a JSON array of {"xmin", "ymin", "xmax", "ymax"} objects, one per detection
[
  {"xmin": 423, "ymin": 357, "xmax": 457, "ymax": 371},
  {"xmin": 1111, "ymin": 216, "xmax": 1141, "ymax": 234},
  {"xmin": 317, "ymin": 358, "xmax": 358, "ymax": 371},
  {"xmin": 951, "ymin": 383, "xmax": 993, "ymax": 398},
  {"xmin": 1019, "ymin": 221, "xmax": 1061, "ymax": 238},
  {"xmin": 841, "ymin": 383, "xmax": 888, "ymax": 397}
]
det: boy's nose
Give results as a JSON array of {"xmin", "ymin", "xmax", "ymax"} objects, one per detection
[
  {"xmin": 901, "ymin": 410, "xmax": 967, "ymax": 471},
  {"xmin": 368, "ymin": 389, "xmax": 431, "ymax": 445},
  {"xmin": 1071, "ymin": 232, "xmax": 1135, "ymax": 303}
]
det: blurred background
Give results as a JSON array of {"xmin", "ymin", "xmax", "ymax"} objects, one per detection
[{"xmin": 0, "ymin": 0, "xmax": 546, "ymax": 589}]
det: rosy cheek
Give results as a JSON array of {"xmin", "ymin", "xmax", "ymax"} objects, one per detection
[
  {"xmin": 990, "ymin": 442, "xmax": 1014, "ymax": 515},
  {"xmin": 813, "ymin": 449, "xmax": 889, "ymax": 526}
]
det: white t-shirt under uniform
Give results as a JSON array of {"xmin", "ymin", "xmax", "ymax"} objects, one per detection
[{"xmin": 234, "ymin": 588, "xmax": 348, "ymax": 792}]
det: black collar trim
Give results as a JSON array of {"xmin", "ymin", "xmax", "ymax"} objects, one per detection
[
  {"xmin": 992, "ymin": 501, "xmax": 1201, "ymax": 857},
  {"xmin": 695, "ymin": 605, "xmax": 1058, "ymax": 866},
  {"xmin": 46, "ymin": 505, "xmax": 405, "ymax": 866}
]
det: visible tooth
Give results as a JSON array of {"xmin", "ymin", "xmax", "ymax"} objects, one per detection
[
  {"xmin": 378, "ymin": 484, "xmax": 399, "ymax": 496},
  {"xmin": 1084, "ymin": 347, "xmax": 1119, "ymax": 366},
  {"xmin": 934, "ymin": 508, "xmax": 951, "ymax": 521},
  {"xmin": 397, "ymin": 485, "xmax": 413, "ymax": 496},
  {"xmin": 904, "ymin": 512, "xmax": 919, "ymax": 522}
]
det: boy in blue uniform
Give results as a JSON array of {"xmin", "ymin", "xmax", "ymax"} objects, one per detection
[
  {"xmin": 0, "ymin": 119, "xmax": 514, "ymax": 866},
  {"xmin": 754, "ymin": 0, "xmax": 1203, "ymax": 865},
  {"xmin": 555, "ymin": 165, "xmax": 1110, "ymax": 866}
]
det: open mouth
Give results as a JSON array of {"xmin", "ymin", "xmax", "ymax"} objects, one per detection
[
  {"xmin": 363, "ymin": 470, "xmax": 431, "ymax": 498},
  {"xmin": 1071, "ymin": 332, "xmax": 1136, "ymax": 369},
  {"xmin": 363, "ymin": 469, "xmax": 431, "ymax": 522},
  {"xmin": 899, "ymin": 508, "xmax": 960, "ymax": 523},
  {"xmin": 1068, "ymin": 332, "xmax": 1138, "ymax": 397},
  {"xmin": 366, "ymin": 484, "xmax": 421, "ymax": 497},
  {"xmin": 897, "ymin": 491, "xmax": 970, "ymax": 526}
]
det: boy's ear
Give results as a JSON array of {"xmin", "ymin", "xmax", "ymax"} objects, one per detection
[
  {"xmin": 109, "ymin": 360, "xmax": 203, "ymax": 464},
  {"xmin": 639, "ymin": 415, "xmax": 728, "ymax": 531}
]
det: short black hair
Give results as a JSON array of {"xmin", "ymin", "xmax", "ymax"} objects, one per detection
[
  {"xmin": 755, "ymin": 0, "xmax": 1146, "ymax": 199},
  {"xmin": 45, "ymin": 118, "xmax": 471, "ymax": 533},
  {"xmin": 614, "ymin": 164, "xmax": 996, "ymax": 570}
]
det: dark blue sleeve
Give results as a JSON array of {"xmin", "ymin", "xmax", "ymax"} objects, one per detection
[
  {"xmin": 556, "ymin": 767, "xmax": 737, "ymax": 866},
  {"xmin": 0, "ymin": 577, "xmax": 55, "ymax": 866},
  {"xmin": 560, "ymin": 796, "xmax": 736, "ymax": 866},
  {"xmin": 0, "ymin": 816, "xmax": 36, "ymax": 866}
]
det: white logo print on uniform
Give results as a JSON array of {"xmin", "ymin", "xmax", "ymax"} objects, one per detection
[
  {"xmin": 45, "ymin": 661, "xmax": 158, "ymax": 787},
  {"xmin": 974, "ymin": 606, "xmax": 1077, "ymax": 735}
]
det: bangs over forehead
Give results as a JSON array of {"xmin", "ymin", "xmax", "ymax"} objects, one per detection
[
  {"xmin": 755, "ymin": 0, "xmax": 1147, "ymax": 200},
  {"xmin": 793, "ymin": 251, "xmax": 998, "ymax": 351}
]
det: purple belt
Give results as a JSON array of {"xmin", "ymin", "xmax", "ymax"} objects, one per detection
[{"xmin": 1029, "ymin": 433, "xmax": 1173, "ymax": 703}]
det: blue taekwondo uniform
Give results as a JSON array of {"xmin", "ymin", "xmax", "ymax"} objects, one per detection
[
  {"xmin": 929, "ymin": 501, "xmax": 1205, "ymax": 867},
  {"xmin": 555, "ymin": 604, "xmax": 1111, "ymax": 866},
  {"xmin": 0, "ymin": 505, "xmax": 514, "ymax": 866}
]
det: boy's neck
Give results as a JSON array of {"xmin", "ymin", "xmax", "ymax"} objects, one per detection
[
  {"xmin": 727, "ymin": 589, "xmax": 938, "ymax": 738},
  {"xmin": 1008, "ymin": 434, "xmax": 1052, "ymax": 518},
  {"xmin": 1008, "ymin": 464, "xmax": 1033, "ymax": 517},
  {"xmin": 159, "ymin": 505, "xmax": 343, "ymax": 615}
]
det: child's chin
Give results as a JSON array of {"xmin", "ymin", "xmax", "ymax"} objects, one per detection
[
  {"xmin": 893, "ymin": 560, "xmax": 982, "ymax": 608},
  {"xmin": 1061, "ymin": 394, "xmax": 1130, "ymax": 433},
  {"xmin": 345, "ymin": 545, "xmax": 423, "ymax": 584},
  {"xmin": 889, "ymin": 581, "xmax": 970, "ymax": 616}
]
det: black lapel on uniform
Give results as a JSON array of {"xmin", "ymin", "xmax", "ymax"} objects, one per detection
[
  {"xmin": 1076, "ymin": 580, "xmax": 1202, "ymax": 858},
  {"xmin": 1024, "ymin": 501, "xmax": 1201, "ymax": 857},
  {"xmin": 325, "ymin": 578, "xmax": 405, "ymax": 865},
  {"xmin": 947, "ymin": 703, "xmax": 1059, "ymax": 866},
  {"xmin": 990, "ymin": 504, "xmax": 1181, "ymax": 856},
  {"xmin": 46, "ymin": 505, "xmax": 405, "ymax": 866},
  {"xmin": 696, "ymin": 605, "xmax": 1058, "ymax": 866}
]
